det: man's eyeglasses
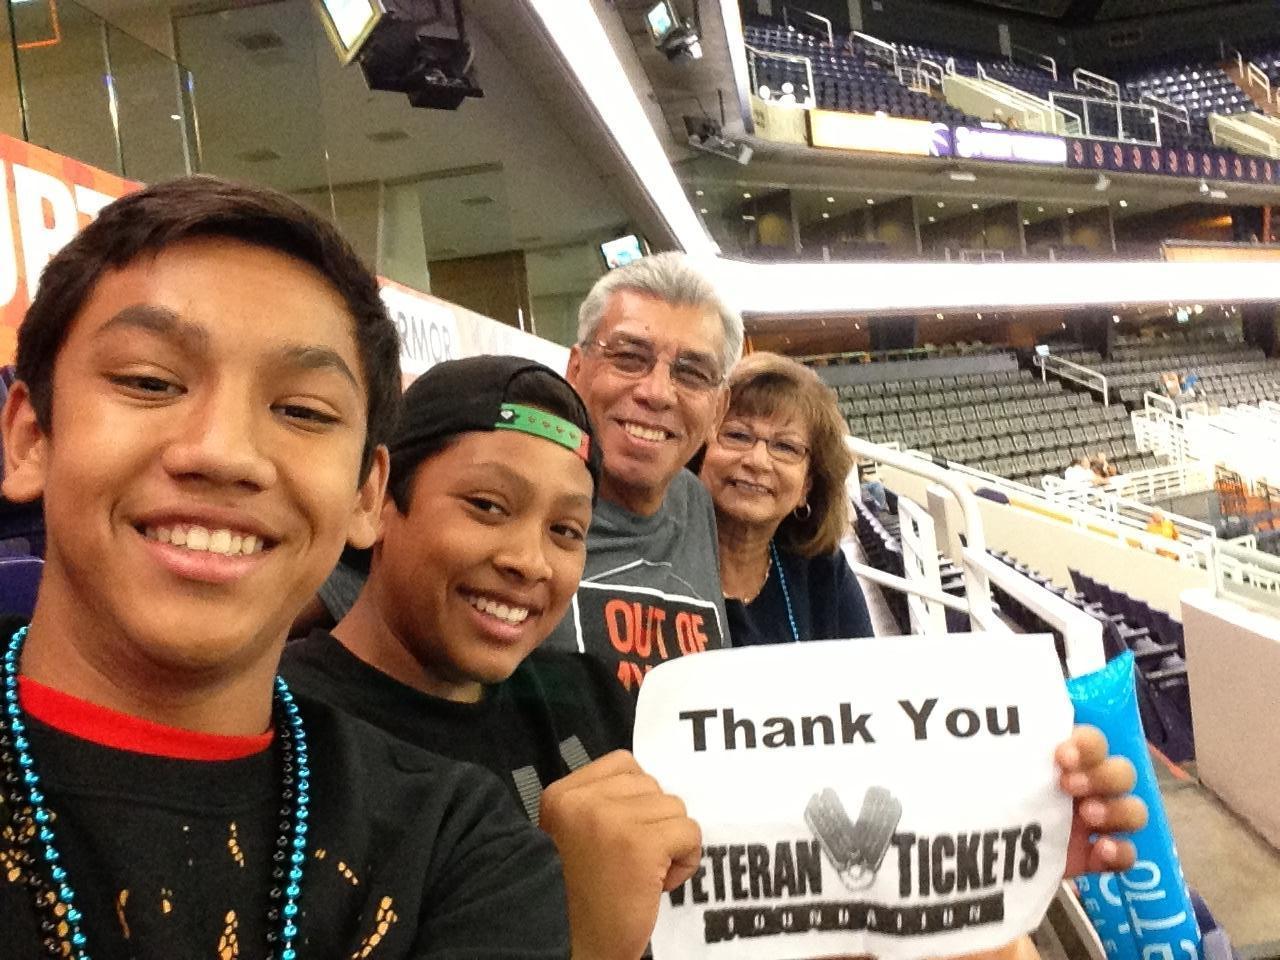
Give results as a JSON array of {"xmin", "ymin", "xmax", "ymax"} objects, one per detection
[
  {"xmin": 716, "ymin": 425, "xmax": 809, "ymax": 465},
  {"xmin": 586, "ymin": 337, "xmax": 723, "ymax": 393}
]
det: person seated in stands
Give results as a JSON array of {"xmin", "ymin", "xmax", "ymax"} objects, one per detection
[
  {"xmin": 1180, "ymin": 371, "xmax": 1199, "ymax": 399},
  {"xmin": 857, "ymin": 460, "xmax": 891, "ymax": 513},
  {"xmin": 283, "ymin": 356, "xmax": 701, "ymax": 960},
  {"xmin": 1090, "ymin": 452, "xmax": 1117, "ymax": 481},
  {"xmin": 1146, "ymin": 508, "xmax": 1179, "ymax": 541},
  {"xmin": 0, "ymin": 178, "xmax": 570, "ymax": 957},
  {"xmin": 1064, "ymin": 455, "xmax": 1101, "ymax": 486},
  {"xmin": 697, "ymin": 352, "xmax": 873, "ymax": 646}
]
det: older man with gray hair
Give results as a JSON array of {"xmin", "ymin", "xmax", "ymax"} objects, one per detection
[{"xmin": 544, "ymin": 252, "xmax": 744, "ymax": 696}]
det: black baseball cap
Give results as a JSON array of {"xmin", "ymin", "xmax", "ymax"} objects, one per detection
[{"xmin": 388, "ymin": 355, "xmax": 602, "ymax": 498}]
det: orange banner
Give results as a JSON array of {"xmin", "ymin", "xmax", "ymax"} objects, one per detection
[{"xmin": 0, "ymin": 134, "xmax": 139, "ymax": 363}]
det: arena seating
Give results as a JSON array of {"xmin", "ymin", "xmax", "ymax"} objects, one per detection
[
  {"xmin": 745, "ymin": 24, "xmax": 978, "ymax": 125},
  {"xmin": 835, "ymin": 364, "xmax": 1153, "ymax": 487},
  {"xmin": 745, "ymin": 20, "xmax": 1255, "ymax": 155},
  {"xmin": 1121, "ymin": 60, "xmax": 1251, "ymax": 145},
  {"xmin": 989, "ymin": 552, "xmax": 1194, "ymax": 761},
  {"xmin": 1049, "ymin": 338, "xmax": 1280, "ymax": 409}
]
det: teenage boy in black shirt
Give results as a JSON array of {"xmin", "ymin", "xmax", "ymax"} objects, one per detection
[
  {"xmin": 283, "ymin": 357, "xmax": 703, "ymax": 960},
  {"xmin": 0, "ymin": 178, "xmax": 569, "ymax": 959}
]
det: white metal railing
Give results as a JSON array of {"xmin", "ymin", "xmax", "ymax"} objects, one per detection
[
  {"xmin": 1073, "ymin": 67, "xmax": 1120, "ymax": 100},
  {"xmin": 1210, "ymin": 538, "xmax": 1280, "ymax": 613},
  {"xmin": 781, "ymin": 4, "xmax": 833, "ymax": 45},
  {"xmin": 1039, "ymin": 476, "xmax": 1216, "ymax": 548},
  {"xmin": 1108, "ymin": 462, "xmax": 1214, "ymax": 504},
  {"xmin": 1140, "ymin": 93, "xmax": 1192, "ymax": 133},
  {"xmin": 1247, "ymin": 61, "xmax": 1272, "ymax": 102},
  {"xmin": 967, "ymin": 547, "xmax": 1106, "ymax": 677},
  {"xmin": 1048, "ymin": 90, "xmax": 1161, "ymax": 146},
  {"xmin": 873, "ymin": 441, "xmax": 1214, "ymax": 563},
  {"xmin": 895, "ymin": 496, "xmax": 949, "ymax": 633},
  {"xmin": 850, "ymin": 31, "xmax": 897, "ymax": 72},
  {"xmin": 745, "ymin": 45, "xmax": 817, "ymax": 109},
  {"xmin": 972, "ymin": 64, "xmax": 1077, "ymax": 134},
  {"xmin": 899, "ymin": 57, "xmax": 945, "ymax": 95},
  {"xmin": 1010, "ymin": 44, "xmax": 1058, "ymax": 81},
  {"xmin": 1033, "ymin": 353, "xmax": 1110, "ymax": 406},
  {"xmin": 846, "ymin": 437, "xmax": 1107, "ymax": 674}
]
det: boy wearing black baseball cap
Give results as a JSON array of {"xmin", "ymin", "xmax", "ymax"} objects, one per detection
[
  {"xmin": 0, "ymin": 179, "xmax": 569, "ymax": 958},
  {"xmin": 283, "ymin": 356, "xmax": 703, "ymax": 960}
]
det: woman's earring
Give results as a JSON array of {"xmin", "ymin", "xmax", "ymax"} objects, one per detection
[{"xmin": 793, "ymin": 502, "xmax": 812, "ymax": 520}]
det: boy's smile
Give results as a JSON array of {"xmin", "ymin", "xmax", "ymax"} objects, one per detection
[
  {"xmin": 2, "ymin": 237, "xmax": 386, "ymax": 732},
  {"xmin": 351, "ymin": 429, "xmax": 593, "ymax": 703}
]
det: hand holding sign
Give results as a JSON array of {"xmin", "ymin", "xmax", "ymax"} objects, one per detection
[
  {"xmin": 539, "ymin": 750, "xmax": 702, "ymax": 960},
  {"xmin": 1056, "ymin": 726, "xmax": 1147, "ymax": 876},
  {"xmin": 634, "ymin": 634, "xmax": 1077, "ymax": 960}
]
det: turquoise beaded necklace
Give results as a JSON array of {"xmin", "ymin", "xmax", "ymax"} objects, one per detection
[
  {"xmin": 768, "ymin": 541, "xmax": 801, "ymax": 643},
  {"xmin": 0, "ymin": 626, "xmax": 311, "ymax": 959}
]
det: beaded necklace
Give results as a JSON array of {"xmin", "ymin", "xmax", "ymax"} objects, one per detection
[
  {"xmin": 0, "ymin": 626, "xmax": 311, "ymax": 960},
  {"xmin": 768, "ymin": 541, "xmax": 801, "ymax": 643}
]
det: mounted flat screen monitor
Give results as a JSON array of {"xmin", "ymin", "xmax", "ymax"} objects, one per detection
[
  {"xmin": 646, "ymin": 1, "xmax": 678, "ymax": 42},
  {"xmin": 601, "ymin": 235, "xmax": 646, "ymax": 270},
  {"xmin": 316, "ymin": 0, "xmax": 386, "ymax": 64}
]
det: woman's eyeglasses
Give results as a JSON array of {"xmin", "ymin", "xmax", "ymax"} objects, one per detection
[{"xmin": 716, "ymin": 425, "xmax": 809, "ymax": 464}]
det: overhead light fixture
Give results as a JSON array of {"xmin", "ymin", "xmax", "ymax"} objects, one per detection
[
  {"xmin": 1113, "ymin": 315, "xmax": 1120, "ymax": 323},
  {"xmin": 1199, "ymin": 178, "xmax": 1210, "ymax": 195},
  {"xmin": 971, "ymin": 203, "xmax": 980, "ymax": 210},
  {"xmin": 866, "ymin": 198, "xmax": 875, "ymax": 205},
  {"xmin": 928, "ymin": 216, "xmax": 937, "ymax": 223},
  {"xmin": 937, "ymin": 201, "xmax": 945, "ymax": 208},
  {"xmin": 684, "ymin": 116, "xmax": 753, "ymax": 165},
  {"xmin": 1094, "ymin": 174, "xmax": 1111, "ymax": 191},
  {"xmin": 1066, "ymin": 207, "xmax": 1074, "ymax": 214},
  {"xmin": 742, "ymin": 214, "xmax": 756, "ymax": 221},
  {"xmin": 936, "ymin": 313, "xmax": 944, "ymax": 319},
  {"xmin": 1023, "ymin": 219, "xmax": 1031, "ymax": 225},
  {"xmin": 1209, "ymin": 189, "xmax": 1228, "ymax": 200},
  {"xmin": 822, "ymin": 212, "xmax": 830, "ymax": 219},
  {"xmin": 743, "ymin": 192, "xmax": 752, "ymax": 199},
  {"xmin": 949, "ymin": 170, "xmax": 977, "ymax": 183},
  {"xmin": 1037, "ymin": 206, "xmax": 1044, "ymax": 213},
  {"xmin": 1118, "ymin": 199, "xmax": 1128, "ymax": 208},
  {"xmin": 695, "ymin": 189, "xmax": 704, "ymax": 197},
  {"xmin": 699, "ymin": 207, "xmax": 708, "ymax": 214},
  {"xmin": 826, "ymin": 196, "xmax": 835, "ymax": 203}
]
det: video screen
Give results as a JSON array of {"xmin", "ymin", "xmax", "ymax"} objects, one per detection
[
  {"xmin": 318, "ymin": 0, "xmax": 383, "ymax": 59},
  {"xmin": 601, "ymin": 235, "xmax": 645, "ymax": 270},
  {"xmin": 646, "ymin": 1, "xmax": 676, "ymax": 42}
]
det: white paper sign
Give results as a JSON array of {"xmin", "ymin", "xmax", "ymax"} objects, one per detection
[{"xmin": 634, "ymin": 634, "xmax": 1073, "ymax": 960}]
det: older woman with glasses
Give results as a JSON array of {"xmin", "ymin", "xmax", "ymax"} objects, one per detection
[{"xmin": 698, "ymin": 352, "xmax": 873, "ymax": 647}]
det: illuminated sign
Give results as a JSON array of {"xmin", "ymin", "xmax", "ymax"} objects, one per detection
[
  {"xmin": 809, "ymin": 111, "xmax": 951, "ymax": 157},
  {"xmin": 953, "ymin": 126, "xmax": 1067, "ymax": 165}
]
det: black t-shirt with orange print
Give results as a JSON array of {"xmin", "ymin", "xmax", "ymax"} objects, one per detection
[{"xmin": 0, "ymin": 672, "xmax": 569, "ymax": 959}]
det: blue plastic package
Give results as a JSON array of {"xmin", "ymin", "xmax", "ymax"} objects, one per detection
[
  {"xmin": 1067, "ymin": 652, "xmax": 1202, "ymax": 960},
  {"xmin": 1074, "ymin": 873, "xmax": 1138, "ymax": 960}
]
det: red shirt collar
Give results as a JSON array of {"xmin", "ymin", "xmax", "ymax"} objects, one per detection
[{"xmin": 18, "ymin": 676, "xmax": 273, "ymax": 761}]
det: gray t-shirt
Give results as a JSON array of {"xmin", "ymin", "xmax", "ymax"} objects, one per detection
[{"xmin": 543, "ymin": 470, "xmax": 728, "ymax": 699}]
